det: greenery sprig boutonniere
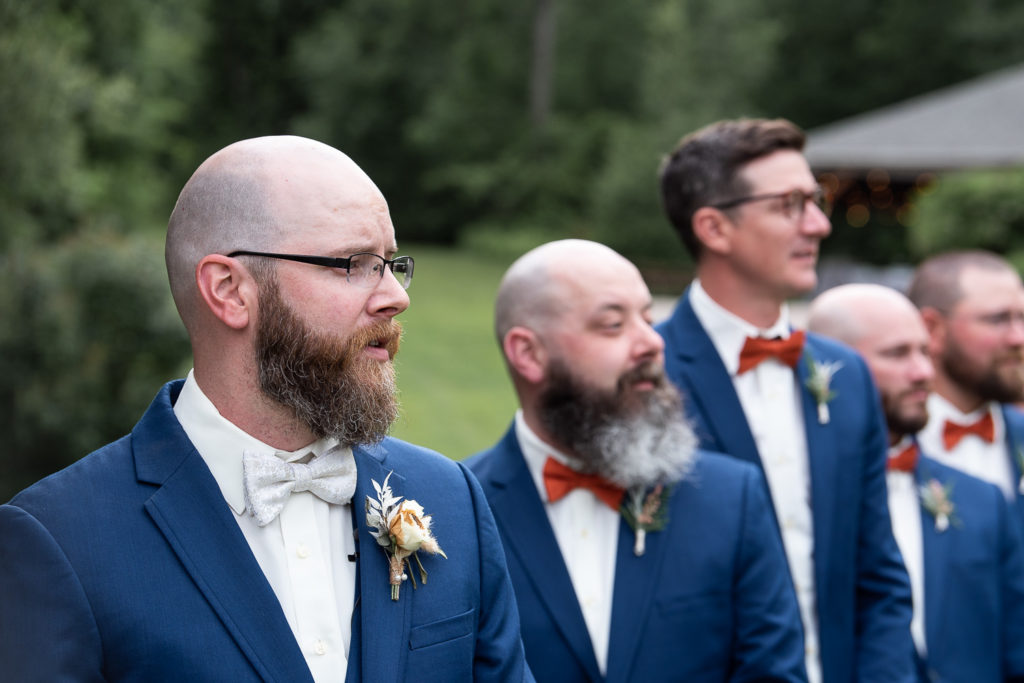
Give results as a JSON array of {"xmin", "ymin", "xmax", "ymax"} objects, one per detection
[
  {"xmin": 803, "ymin": 356, "xmax": 842, "ymax": 424},
  {"xmin": 365, "ymin": 472, "xmax": 447, "ymax": 601},
  {"xmin": 919, "ymin": 478, "xmax": 959, "ymax": 532},
  {"xmin": 621, "ymin": 484, "xmax": 672, "ymax": 556}
]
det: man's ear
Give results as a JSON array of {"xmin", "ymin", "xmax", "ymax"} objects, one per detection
[
  {"xmin": 691, "ymin": 206, "xmax": 732, "ymax": 255},
  {"xmin": 503, "ymin": 326, "xmax": 547, "ymax": 385},
  {"xmin": 919, "ymin": 306, "xmax": 946, "ymax": 356},
  {"xmin": 196, "ymin": 254, "xmax": 256, "ymax": 330}
]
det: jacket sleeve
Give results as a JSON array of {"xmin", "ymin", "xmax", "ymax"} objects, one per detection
[
  {"xmin": 997, "ymin": 486, "xmax": 1024, "ymax": 682},
  {"xmin": 458, "ymin": 463, "xmax": 535, "ymax": 683},
  {"xmin": 732, "ymin": 466, "xmax": 810, "ymax": 682},
  {"xmin": 0, "ymin": 504, "xmax": 105, "ymax": 682}
]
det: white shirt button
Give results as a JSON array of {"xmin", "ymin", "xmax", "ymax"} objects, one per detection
[
  {"xmin": 297, "ymin": 543, "xmax": 310, "ymax": 559},
  {"xmin": 314, "ymin": 639, "xmax": 327, "ymax": 655}
]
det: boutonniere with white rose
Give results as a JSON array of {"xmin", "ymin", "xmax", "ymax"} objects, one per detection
[
  {"xmin": 803, "ymin": 356, "xmax": 842, "ymax": 424},
  {"xmin": 621, "ymin": 484, "xmax": 671, "ymax": 557},
  {"xmin": 365, "ymin": 472, "xmax": 447, "ymax": 601},
  {"xmin": 919, "ymin": 478, "xmax": 959, "ymax": 532}
]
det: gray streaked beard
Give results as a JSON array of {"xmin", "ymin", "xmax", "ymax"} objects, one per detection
[
  {"xmin": 538, "ymin": 359, "xmax": 699, "ymax": 489},
  {"xmin": 255, "ymin": 276, "xmax": 402, "ymax": 446}
]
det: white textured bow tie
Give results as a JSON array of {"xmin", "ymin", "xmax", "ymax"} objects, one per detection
[{"xmin": 242, "ymin": 445, "xmax": 357, "ymax": 527}]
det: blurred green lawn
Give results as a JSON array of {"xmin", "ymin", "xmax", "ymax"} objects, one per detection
[{"xmin": 390, "ymin": 243, "xmax": 519, "ymax": 460}]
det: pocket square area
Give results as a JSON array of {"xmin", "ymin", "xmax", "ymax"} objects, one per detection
[{"xmin": 408, "ymin": 607, "xmax": 476, "ymax": 650}]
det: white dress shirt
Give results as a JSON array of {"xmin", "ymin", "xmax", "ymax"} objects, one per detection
[
  {"xmin": 173, "ymin": 370, "xmax": 355, "ymax": 683},
  {"xmin": 516, "ymin": 411, "xmax": 619, "ymax": 675},
  {"xmin": 918, "ymin": 394, "xmax": 1016, "ymax": 499},
  {"xmin": 886, "ymin": 438, "xmax": 927, "ymax": 657},
  {"xmin": 690, "ymin": 280, "xmax": 821, "ymax": 683}
]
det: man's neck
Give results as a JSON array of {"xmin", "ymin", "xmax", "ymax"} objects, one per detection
[
  {"xmin": 696, "ymin": 267, "xmax": 785, "ymax": 329},
  {"xmin": 932, "ymin": 373, "xmax": 987, "ymax": 415}
]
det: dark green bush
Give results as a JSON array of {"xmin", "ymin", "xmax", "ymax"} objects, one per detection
[
  {"xmin": 0, "ymin": 232, "xmax": 191, "ymax": 500},
  {"xmin": 907, "ymin": 168, "xmax": 1024, "ymax": 270}
]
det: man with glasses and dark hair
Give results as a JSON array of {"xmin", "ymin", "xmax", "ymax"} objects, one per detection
[
  {"xmin": 908, "ymin": 250, "xmax": 1024, "ymax": 524},
  {"xmin": 655, "ymin": 118, "xmax": 915, "ymax": 683},
  {"xmin": 0, "ymin": 135, "xmax": 532, "ymax": 682}
]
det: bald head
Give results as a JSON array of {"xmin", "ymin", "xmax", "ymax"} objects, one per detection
[
  {"xmin": 907, "ymin": 250, "xmax": 1019, "ymax": 313},
  {"xmin": 494, "ymin": 239, "xmax": 645, "ymax": 344},
  {"xmin": 165, "ymin": 135, "xmax": 380, "ymax": 333},
  {"xmin": 808, "ymin": 283, "xmax": 934, "ymax": 440},
  {"xmin": 808, "ymin": 284, "xmax": 923, "ymax": 348}
]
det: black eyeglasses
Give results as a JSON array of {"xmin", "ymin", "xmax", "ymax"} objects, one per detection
[
  {"xmin": 228, "ymin": 250, "xmax": 414, "ymax": 290},
  {"xmin": 710, "ymin": 187, "xmax": 831, "ymax": 220}
]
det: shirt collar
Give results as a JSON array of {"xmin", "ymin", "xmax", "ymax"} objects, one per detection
[
  {"xmin": 172, "ymin": 370, "xmax": 336, "ymax": 515},
  {"xmin": 887, "ymin": 434, "xmax": 915, "ymax": 459},
  {"xmin": 689, "ymin": 279, "xmax": 792, "ymax": 376},
  {"xmin": 515, "ymin": 410, "xmax": 574, "ymax": 504},
  {"xmin": 926, "ymin": 392, "xmax": 996, "ymax": 425}
]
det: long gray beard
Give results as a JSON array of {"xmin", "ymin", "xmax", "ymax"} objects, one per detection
[{"xmin": 539, "ymin": 360, "xmax": 699, "ymax": 489}]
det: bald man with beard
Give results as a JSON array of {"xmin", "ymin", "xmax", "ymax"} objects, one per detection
[
  {"xmin": 908, "ymin": 250, "xmax": 1024, "ymax": 524},
  {"xmin": 809, "ymin": 283, "xmax": 1024, "ymax": 683},
  {"xmin": 467, "ymin": 239, "xmax": 807, "ymax": 683},
  {"xmin": 0, "ymin": 136, "xmax": 532, "ymax": 683}
]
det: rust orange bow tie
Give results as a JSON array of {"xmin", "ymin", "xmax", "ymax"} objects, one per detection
[
  {"xmin": 738, "ymin": 330, "xmax": 806, "ymax": 374},
  {"xmin": 543, "ymin": 457, "xmax": 625, "ymax": 511},
  {"xmin": 942, "ymin": 413, "xmax": 996, "ymax": 450},
  {"xmin": 887, "ymin": 443, "xmax": 919, "ymax": 473}
]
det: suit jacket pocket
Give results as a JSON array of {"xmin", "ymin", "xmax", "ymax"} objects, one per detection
[
  {"xmin": 408, "ymin": 607, "xmax": 476, "ymax": 650},
  {"xmin": 656, "ymin": 590, "xmax": 727, "ymax": 617}
]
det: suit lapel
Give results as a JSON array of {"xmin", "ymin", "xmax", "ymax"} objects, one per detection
[
  {"xmin": 660, "ymin": 293, "xmax": 763, "ymax": 468},
  {"xmin": 797, "ymin": 343, "xmax": 841, "ymax": 591},
  {"xmin": 351, "ymin": 447, "xmax": 413, "ymax": 683},
  {"xmin": 916, "ymin": 468, "xmax": 950, "ymax": 651},
  {"xmin": 134, "ymin": 391, "xmax": 311, "ymax": 683},
  {"xmin": 482, "ymin": 429, "xmax": 602, "ymax": 681},
  {"xmin": 605, "ymin": 502, "xmax": 673, "ymax": 682},
  {"xmin": 1000, "ymin": 405, "xmax": 1024, "ymax": 521}
]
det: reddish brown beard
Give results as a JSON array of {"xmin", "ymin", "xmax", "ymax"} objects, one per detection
[
  {"xmin": 942, "ymin": 339, "xmax": 1024, "ymax": 404},
  {"xmin": 255, "ymin": 278, "xmax": 403, "ymax": 445}
]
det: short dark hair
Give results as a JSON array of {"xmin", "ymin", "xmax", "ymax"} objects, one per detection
[
  {"xmin": 907, "ymin": 250, "xmax": 1017, "ymax": 313},
  {"xmin": 659, "ymin": 118, "xmax": 806, "ymax": 258}
]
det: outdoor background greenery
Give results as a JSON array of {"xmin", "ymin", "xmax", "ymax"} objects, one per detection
[{"xmin": 3, "ymin": 0, "xmax": 1024, "ymax": 499}]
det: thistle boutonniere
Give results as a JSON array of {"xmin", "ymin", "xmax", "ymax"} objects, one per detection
[
  {"xmin": 365, "ymin": 472, "xmax": 447, "ymax": 601},
  {"xmin": 803, "ymin": 356, "xmax": 842, "ymax": 424},
  {"xmin": 919, "ymin": 478, "xmax": 959, "ymax": 532},
  {"xmin": 620, "ymin": 484, "xmax": 672, "ymax": 557}
]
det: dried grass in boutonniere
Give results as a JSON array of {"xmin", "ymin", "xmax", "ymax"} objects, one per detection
[
  {"xmin": 365, "ymin": 472, "xmax": 447, "ymax": 601},
  {"xmin": 803, "ymin": 357, "xmax": 842, "ymax": 424},
  {"xmin": 919, "ymin": 478, "xmax": 959, "ymax": 532},
  {"xmin": 621, "ymin": 484, "xmax": 671, "ymax": 556}
]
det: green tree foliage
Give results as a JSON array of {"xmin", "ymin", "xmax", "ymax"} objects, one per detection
[
  {"xmin": 0, "ymin": 233, "xmax": 190, "ymax": 501},
  {"xmin": 5, "ymin": 0, "xmax": 1024, "ymax": 495},
  {"xmin": 756, "ymin": 0, "xmax": 1024, "ymax": 128},
  {"xmin": 0, "ymin": 0, "xmax": 92, "ymax": 248},
  {"xmin": 907, "ymin": 169, "xmax": 1024, "ymax": 270}
]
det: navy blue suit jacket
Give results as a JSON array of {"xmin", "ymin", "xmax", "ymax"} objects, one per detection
[
  {"xmin": 656, "ymin": 289, "xmax": 914, "ymax": 683},
  {"xmin": 0, "ymin": 381, "xmax": 531, "ymax": 682},
  {"xmin": 912, "ymin": 455, "xmax": 1024, "ymax": 683},
  {"xmin": 998, "ymin": 405, "xmax": 1024, "ymax": 527},
  {"xmin": 467, "ymin": 425, "xmax": 808, "ymax": 682}
]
